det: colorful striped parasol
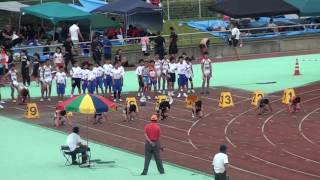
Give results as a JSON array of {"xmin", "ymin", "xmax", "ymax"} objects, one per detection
[{"xmin": 57, "ymin": 94, "xmax": 116, "ymax": 114}]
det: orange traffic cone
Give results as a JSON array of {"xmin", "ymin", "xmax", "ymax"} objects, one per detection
[{"xmin": 294, "ymin": 59, "xmax": 301, "ymax": 76}]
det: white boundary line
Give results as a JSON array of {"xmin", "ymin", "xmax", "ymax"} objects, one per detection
[
  {"xmin": 298, "ymin": 107, "xmax": 320, "ymax": 145},
  {"xmin": 8, "ymin": 106, "xmax": 279, "ymax": 180}
]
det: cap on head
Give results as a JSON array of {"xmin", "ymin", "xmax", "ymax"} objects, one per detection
[
  {"xmin": 73, "ymin": 126, "xmax": 79, "ymax": 134},
  {"xmin": 150, "ymin": 114, "xmax": 158, "ymax": 121}
]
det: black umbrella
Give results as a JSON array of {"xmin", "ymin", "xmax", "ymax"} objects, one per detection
[{"xmin": 209, "ymin": 0, "xmax": 299, "ymax": 18}]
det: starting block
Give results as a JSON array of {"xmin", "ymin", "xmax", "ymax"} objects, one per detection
[
  {"xmin": 126, "ymin": 97, "xmax": 139, "ymax": 112},
  {"xmin": 251, "ymin": 90, "xmax": 264, "ymax": 106},
  {"xmin": 282, "ymin": 89, "xmax": 296, "ymax": 104},
  {"xmin": 186, "ymin": 95, "xmax": 199, "ymax": 109},
  {"xmin": 25, "ymin": 103, "xmax": 40, "ymax": 119},
  {"xmin": 155, "ymin": 95, "xmax": 168, "ymax": 110},
  {"xmin": 219, "ymin": 92, "xmax": 234, "ymax": 108}
]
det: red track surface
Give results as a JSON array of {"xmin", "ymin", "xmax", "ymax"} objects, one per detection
[{"xmin": 2, "ymin": 82, "xmax": 320, "ymax": 180}]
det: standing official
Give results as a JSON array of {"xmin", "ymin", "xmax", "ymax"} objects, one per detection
[
  {"xmin": 141, "ymin": 115, "xmax": 165, "ymax": 175},
  {"xmin": 212, "ymin": 145, "xmax": 229, "ymax": 180}
]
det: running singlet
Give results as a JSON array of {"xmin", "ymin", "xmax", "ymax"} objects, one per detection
[
  {"xmin": 141, "ymin": 67, "xmax": 149, "ymax": 79},
  {"xmin": 149, "ymin": 67, "xmax": 157, "ymax": 81},
  {"xmin": 71, "ymin": 67, "xmax": 82, "ymax": 79},
  {"xmin": 81, "ymin": 69, "xmax": 90, "ymax": 80},
  {"xmin": 93, "ymin": 67, "xmax": 104, "ymax": 78},
  {"xmin": 202, "ymin": 59, "xmax": 211, "ymax": 75},
  {"xmin": 161, "ymin": 59, "xmax": 169, "ymax": 74},
  {"xmin": 111, "ymin": 68, "xmax": 123, "ymax": 79},
  {"xmin": 43, "ymin": 66, "xmax": 52, "ymax": 82},
  {"xmin": 55, "ymin": 72, "xmax": 67, "ymax": 84},
  {"xmin": 9, "ymin": 69, "xmax": 18, "ymax": 82},
  {"xmin": 185, "ymin": 63, "xmax": 193, "ymax": 78},
  {"xmin": 154, "ymin": 60, "xmax": 162, "ymax": 76},
  {"xmin": 103, "ymin": 64, "xmax": 113, "ymax": 76}
]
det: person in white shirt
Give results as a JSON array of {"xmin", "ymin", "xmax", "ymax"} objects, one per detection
[
  {"xmin": 41, "ymin": 61, "xmax": 53, "ymax": 101},
  {"xmin": 93, "ymin": 63, "xmax": 104, "ymax": 94},
  {"xmin": 5, "ymin": 64, "xmax": 19, "ymax": 102},
  {"xmin": 185, "ymin": 57, "xmax": 195, "ymax": 93},
  {"xmin": 161, "ymin": 54, "xmax": 170, "ymax": 95},
  {"xmin": 212, "ymin": 145, "xmax": 229, "ymax": 180},
  {"xmin": 176, "ymin": 56, "xmax": 188, "ymax": 98},
  {"xmin": 136, "ymin": 59, "xmax": 145, "ymax": 97},
  {"xmin": 103, "ymin": 60, "xmax": 113, "ymax": 94},
  {"xmin": 154, "ymin": 55, "xmax": 162, "ymax": 93},
  {"xmin": 53, "ymin": 47, "xmax": 64, "ymax": 70},
  {"xmin": 55, "ymin": 66, "xmax": 67, "ymax": 99},
  {"xmin": 87, "ymin": 65, "xmax": 96, "ymax": 94},
  {"xmin": 231, "ymin": 22, "xmax": 241, "ymax": 60},
  {"xmin": 201, "ymin": 52, "xmax": 212, "ymax": 94},
  {"xmin": 69, "ymin": 23, "xmax": 83, "ymax": 55},
  {"xmin": 70, "ymin": 61, "xmax": 82, "ymax": 97},
  {"xmin": 69, "ymin": 23, "xmax": 83, "ymax": 44},
  {"xmin": 65, "ymin": 127, "xmax": 88, "ymax": 165},
  {"xmin": 111, "ymin": 61, "xmax": 124, "ymax": 102},
  {"xmin": 81, "ymin": 63, "xmax": 90, "ymax": 94},
  {"xmin": 167, "ymin": 57, "xmax": 177, "ymax": 96}
]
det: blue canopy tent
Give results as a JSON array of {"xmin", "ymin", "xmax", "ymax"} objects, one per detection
[
  {"xmin": 93, "ymin": 0, "xmax": 163, "ymax": 34},
  {"xmin": 69, "ymin": 0, "xmax": 107, "ymax": 12}
]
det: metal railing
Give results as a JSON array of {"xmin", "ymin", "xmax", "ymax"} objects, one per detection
[{"xmin": 10, "ymin": 22, "xmax": 320, "ymax": 52}]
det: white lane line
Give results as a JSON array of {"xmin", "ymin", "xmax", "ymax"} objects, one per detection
[
  {"xmin": 262, "ymin": 96, "xmax": 320, "ymax": 161},
  {"xmin": 247, "ymin": 153, "xmax": 320, "ymax": 178},
  {"xmin": 8, "ymin": 106, "xmax": 278, "ymax": 180},
  {"xmin": 298, "ymin": 107, "xmax": 320, "ymax": 145}
]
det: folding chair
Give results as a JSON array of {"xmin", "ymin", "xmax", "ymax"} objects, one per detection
[{"xmin": 61, "ymin": 145, "xmax": 73, "ymax": 166}]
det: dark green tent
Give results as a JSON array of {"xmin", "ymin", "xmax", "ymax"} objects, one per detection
[
  {"xmin": 285, "ymin": 0, "xmax": 320, "ymax": 16},
  {"xmin": 90, "ymin": 14, "xmax": 120, "ymax": 29}
]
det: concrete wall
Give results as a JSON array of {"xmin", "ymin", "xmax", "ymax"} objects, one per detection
[{"xmin": 122, "ymin": 35, "xmax": 320, "ymax": 64}]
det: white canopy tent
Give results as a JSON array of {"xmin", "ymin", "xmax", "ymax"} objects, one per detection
[{"xmin": 0, "ymin": 1, "xmax": 29, "ymax": 12}]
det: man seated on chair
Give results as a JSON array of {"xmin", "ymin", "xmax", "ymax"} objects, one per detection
[{"xmin": 66, "ymin": 126, "xmax": 89, "ymax": 165}]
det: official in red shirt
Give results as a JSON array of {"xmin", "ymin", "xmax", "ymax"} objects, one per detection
[{"xmin": 141, "ymin": 115, "xmax": 165, "ymax": 175}]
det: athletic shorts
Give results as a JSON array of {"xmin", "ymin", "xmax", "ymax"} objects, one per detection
[
  {"xmin": 72, "ymin": 78, "xmax": 81, "ymax": 88},
  {"xmin": 178, "ymin": 74, "xmax": 187, "ymax": 86},
  {"xmin": 232, "ymin": 38, "xmax": 239, "ymax": 47},
  {"xmin": 88, "ymin": 80, "xmax": 96, "ymax": 94},
  {"xmin": 113, "ymin": 79, "xmax": 122, "ymax": 92},
  {"xmin": 96, "ymin": 77, "xmax": 103, "ymax": 89},
  {"xmin": 104, "ymin": 75, "xmax": 112, "ymax": 88},
  {"xmin": 82, "ymin": 80, "xmax": 88, "ymax": 91},
  {"xmin": 149, "ymin": 79, "xmax": 157, "ymax": 86},
  {"xmin": 188, "ymin": 77, "xmax": 193, "ymax": 82},
  {"xmin": 168, "ymin": 73, "xmax": 176, "ymax": 83},
  {"xmin": 57, "ymin": 83, "xmax": 65, "ymax": 95}
]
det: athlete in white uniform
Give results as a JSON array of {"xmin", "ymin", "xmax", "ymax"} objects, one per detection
[
  {"xmin": 111, "ymin": 61, "xmax": 125, "ymax": 102},
  {"xmin": 41, "ymin": 61, "xmax": 53, "ymax": 101},
  {"xmin": 55, "ymin": 67, "xmax": 67, "ymax": 99},
  {"xmin": 70, "ymin": 61, "xmax": 82, "ymax": 97},
  {"xmin": 176, "ymin": 56, "xmax": 188, "ymax": 98},
  {"xmin": 135, "ymin": 59, "xmax": 145, "ymax": 97},
  {"xmin": 5, "ymin": 65, "xmax": 19, "ymax": 102},
  {"xmin": 154, "ymin": 55, "xmax": 162, "ymax": 93},
  {"xmin": 161, "ymin": 54, "xmax": 170, "ymax": 95},
  {"xmin": 81, "ymin": 64, "xmax": 90, "ymax": 94},
  {"xmin": 167, "ymin": 56, "xmax": 177, "ymax": 96},
  {"xmin": 185, "ymin": 57, "xmax": 195, "ymax": 93},
  {"xmin": 93, "ymin": 64, "xmax": 105, "ymax": 94},
  {"xmin": 103, "ymin": 60, "xmax": 113, "ymax": 94},
  {"xmin": 201, "ymin": 52, "xmax": 212, "ymax": 94}
]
